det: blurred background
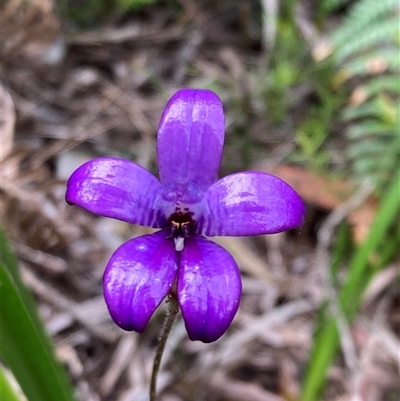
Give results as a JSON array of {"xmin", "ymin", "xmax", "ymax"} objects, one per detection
[{"xmin": 0, "ymin": 1, "xmax": 399, "ymax": 400}]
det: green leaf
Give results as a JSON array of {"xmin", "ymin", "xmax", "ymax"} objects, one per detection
[
  {"xmin": 0, "ymin": 226, "xmax": 18, "ymax": 281},
  {"xmin": 0, "ymin": 229, "xmax": 40, "ymax": 319},
  {"xmin": 0, "ymin": 366, "xmax": 23, "ymax": 401},
  {"xmin": 340, "ymin": 171, "xmax": 400, "ymax": 316},
  {"xmin": 0, "ymin": 228, "xmax": 76, "ymax": 401}
]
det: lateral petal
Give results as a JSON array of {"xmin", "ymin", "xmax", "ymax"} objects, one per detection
[
  {"xmin": 157, "ymin": 89, "xmax": 225, "ymax": 191},
  {"xmin": 66, "ymin": 157, "xmax": 165, "ymax": 228},
  {"xmin": 177, "ymin": 236, "xmax": 241, "ymax": 343},
  {"xmin": 103, "ymin": 231, "xmax": 178, "ymax": 332},
  {"xmin": 198, "ymin": 171, "xmax": 306, "ymax": 236}
]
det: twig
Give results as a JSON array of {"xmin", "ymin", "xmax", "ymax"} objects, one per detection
[
  {"xmin": 260, "ymin": 0, "xmax": 279, "ymax": 51},
  {"xmin": 66, "ymin": 26, "xmax": 183, "ymax": 46},
  {"xmin": 210, "ymin": 372, "xmax": 284, "ymax": 401},
  {"xmin": 350, "ymin": 296, "xmax": 392, "ymax": 401},
  {"xmin": 100, "ymin": 334, "xmax": 138, "ymax": 397},
  {"xmin": 202, "ymin": 299, "xmax": 315, "ymax": 373},
  {"xmin": 13, "ymin": 241, "xmax": 67, "ymax": 274},
  {"xmin": 21, "ymin": 266, "xmax": 117, "ymax": 343},
  {"xmin": 173, "ymin": 29, "xmax": 204, "ymax": 85},
  {"xmin": 214, "ymin": 237, "xmax": 272, "ymax": 283}
]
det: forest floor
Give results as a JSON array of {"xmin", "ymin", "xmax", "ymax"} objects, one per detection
[{"xmin": 1, "ymin": 1, "xmax": 399, "ymax": 400}]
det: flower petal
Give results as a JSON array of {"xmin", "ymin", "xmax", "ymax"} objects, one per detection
[
  {"xmin": 66, "ymin": 157, "xmax": 165, "ymax": 228},
  {"xmin": 157, "ymin": 89, "xmax": 225, "ymax": 191},
  {"xmin": 103, "ymin": 231, "xmax": 178, "ymax": 332},
  {"xmin": 198, "ymin": 171, "xmax": 306, "ymax": 236},
  {"xmin": 177, "ymin": 236, "xmax": 241, "ymax": 343}
]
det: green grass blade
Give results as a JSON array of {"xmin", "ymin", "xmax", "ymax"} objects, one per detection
[
  {"xmin": 0, "ymin": 226, "xmax": 18, "ymax": 282},
  {"xmin": 301, "ymin": 169, "xmax": 400, "ymax": 400},
  {"xmin": 0, "ymin": 228, "xmax": 76, "ymax": 401},
  {"xmin": 339, "ymin": 172, "xmax": 400, "ymax": 316},
  {"xmin": 0, "ymin": 366, "xmax": 23, "ymax": 401}
]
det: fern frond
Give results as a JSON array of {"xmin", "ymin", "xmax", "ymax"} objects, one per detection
[
  {"xmin": 342, "ymin": 102, "xmax": 382, "ymax": 121},
  {"xmin": 347, "ymin": 121, "xmax": 395, "ymax": 139},
  {"xmin": 324, "ymin": 0, "xmax": 400, "ymax": 189},
  {"xmin": 348, "ymin": 135, "xmax": 398, "ymax": 181},
  {"xmin": 332, "ymin": 0, "xmax": 400, "ymax": 44},
  {"xmin": 352, "ymin": 158, "xmax": 380, "ymax": 175},
  {"xmin": 352, "ymin": 156, "xmax": 398, "ymax": 177},
  {"xmin": 334, "ymin": 19, "xmax": 400, "ymax": 62},
  {"xmin": 346, "ymin": 96, "xmax": 399, "ymax": 188},
  {"xmin": 361, "ymin": 76, "xmax": 400, "ymax": 97},
  {"xmin": 348, "ymin": 140, "xmax": 391, "ymax": 158},
  {"xmin": 340, "ymin": 49, "xmax": 400, "ymax": 79},
  {"xmin": 344, "ymin": 97, "xmax": 398, "ymax": 122}
]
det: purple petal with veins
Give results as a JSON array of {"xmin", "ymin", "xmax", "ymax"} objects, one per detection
[
  {"xmin": 198, "ymin": 171, "xmax": 306, "ymax": 236},
  {"xmin": 177, "ymin": 236, "xmax": 241, "ymax": 343},
  {"xmin": 157, "ymin": 89, "xmax": 225, "ymax": 191},
  {"xmin": 103, "ymin": 230, "xmax": 177, "ymax": 332},
  {"xmin": 66, "ymin": 157, "xmax": 165, "ymax": 228}
]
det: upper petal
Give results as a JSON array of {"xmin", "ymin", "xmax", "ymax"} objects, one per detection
[
  {"xmin": 103, "ymin": 230, "xmax": 178, "ymax": 332},
  {"xmin": 157, "ymin": 89, "xmax": 225, "ymax": 190},
  {"xmin": 198, "ymin": 171, "xmax": 306, "ymax": 236},
  {"xmin": 66, "ymin": 157, "xmax": 165, "ymax": 228},
  {"xmin": 177, "ymin": 236, "xmax": 241, "ymax": 343}
]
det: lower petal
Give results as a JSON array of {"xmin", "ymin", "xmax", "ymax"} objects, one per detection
[
  {"xmin": 198, "ymin": 171, "xmax": 306, "ymax": 236},
  {"xmin": 103, "ymin": 231, "xmax": 177, "ymax": 332},
  {"xmin": 177, "ymin": 236, "xmax": 241, "ymax": 343}
]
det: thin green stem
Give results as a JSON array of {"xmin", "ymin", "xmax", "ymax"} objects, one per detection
[{"xmin": 149, "ymin": 294, "xmax": 179, "ymax": 401}]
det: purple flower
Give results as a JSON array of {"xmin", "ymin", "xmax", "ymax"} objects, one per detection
[{"xmin": 66, "ymin": 89, "xmax": 306, "ymax": 343}]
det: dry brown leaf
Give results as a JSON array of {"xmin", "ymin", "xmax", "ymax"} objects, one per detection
[
  {"xmin": 0, "ymin": 0, "xmax": 59, "ymax": 59},
  {"xmin": 269, "ymin": 165, "xmax": 378, "ymax": 244}
]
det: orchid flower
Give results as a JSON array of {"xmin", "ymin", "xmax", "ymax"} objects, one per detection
[{"xmin": 66, "ymin": 89, "xmax": 306, "ymax": 343}]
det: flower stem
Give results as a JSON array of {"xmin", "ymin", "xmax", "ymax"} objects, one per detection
[{"xmin": 149, "ymin": 294, "xmax": 179, "ymax": 401}]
